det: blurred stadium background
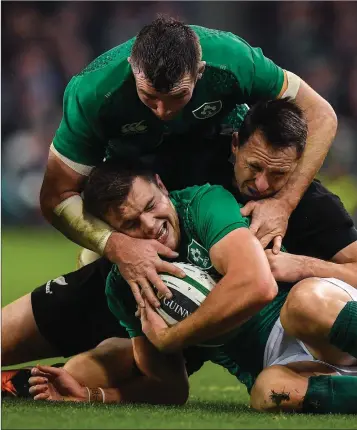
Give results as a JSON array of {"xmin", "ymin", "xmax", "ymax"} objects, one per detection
[
  {"xmin": 2, "ymin": 3, "xmax": 357, "ymax": 428},
  {"xmin": 2, "ymin": 1, "xmax": 357, "ymax": 227}
]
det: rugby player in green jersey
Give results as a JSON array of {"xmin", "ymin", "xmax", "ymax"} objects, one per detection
[
  {"xmin": 29, "ymin": 156, "xmax": 357, "ymax": 413},
  {"xmin": 40, "ymin": 15, "xmax": 337, "ymax": 309}
]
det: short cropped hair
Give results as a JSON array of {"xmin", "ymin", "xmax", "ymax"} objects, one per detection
[
  {"xmin": 131, "ymin": 15, "xmax": 200, "ymax": 92},
  {"xmin": 236, "ymin": 99, "xmax": 308, "ymax": 156},
  {"xmin": 83, "ymin": 160, "xmax": 157, "ymax": 220}
]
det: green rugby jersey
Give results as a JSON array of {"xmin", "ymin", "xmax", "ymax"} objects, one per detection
[
  {"xmin": 106, "ymin": 183, "xmax": 249, "ymax": 338},
  {"xmin": 53, "ymin": 26, "xmax": 284, "ymax": 170}
]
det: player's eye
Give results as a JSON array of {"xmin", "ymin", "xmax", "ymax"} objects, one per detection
[{"xmin": 146, "ymin": 202, "xmax": 155, "ymax": 211}]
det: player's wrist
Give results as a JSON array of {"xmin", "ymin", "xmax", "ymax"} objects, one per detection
[{"xmin": 103, "ymin": 231, "xmax": 129, "ymax": 262}]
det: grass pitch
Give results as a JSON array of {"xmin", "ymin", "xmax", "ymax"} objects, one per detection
[{"xmin": 2, "ymin": 229, "xmax": 357, "ymax": 428}]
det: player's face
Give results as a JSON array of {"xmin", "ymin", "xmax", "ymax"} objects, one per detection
[
  {"xmin": 232, "ymin": 132, "xmax": 299, "ymax": 200},
  {"xmin": 105, "ymin": 176, "xmax": 180, "ymax": 250},
  {"xmin": 133, "ymin": 71, "xmax": 199, "ymax": 121}
]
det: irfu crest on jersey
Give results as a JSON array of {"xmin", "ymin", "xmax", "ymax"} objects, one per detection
[
  {"xmin": 187, "ymin": 239, "xmax": 212, "ymax": 270},
  {"xmin": 192, "ymin": 100, "xmax": 222, "ymax": 119}
]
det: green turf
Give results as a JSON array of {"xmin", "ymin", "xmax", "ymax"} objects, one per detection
[{"xmin": 2, "ymin": 229, "xmax": 357, "ymax": 428}]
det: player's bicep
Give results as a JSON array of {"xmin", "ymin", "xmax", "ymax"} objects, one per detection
[
  {"xmin": 40, "ymin": 149, "xmax": 88, "ymax": 213},
  {"xmin": 209, "ymin": 228, "xmax": 270, "ymax": 276}
]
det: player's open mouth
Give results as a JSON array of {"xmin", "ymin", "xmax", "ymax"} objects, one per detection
[{"xmin": 157, "ymin": 222, "xmax": 169, "ymax": 244}]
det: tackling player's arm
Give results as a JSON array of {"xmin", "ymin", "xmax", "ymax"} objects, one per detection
[
  {"xmin": 274, "ymin": 71, "xmax": 338, "ymax": 214},
  {"xmin": 85, "ymin": 335, "xmax": 188, "ymax": 405},
  {"xmin": 266, "ymin": 241, "xmax": 357, "ymax": 288},
  {"xmin": 226, "ymin": 34, "xmax": 337, "ymax": 246},
  {"xmin": 41, "ymin": 77, "xmax": 180, "ymax": 306},
  {"xmin": 29, "ymin": 335, "xmax": 188, "ymax": 405}
]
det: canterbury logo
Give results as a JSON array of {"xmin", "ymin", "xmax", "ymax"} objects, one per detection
[{"xmin": 121, "ymin": 120, "xmax": 147, "ymax": 134}]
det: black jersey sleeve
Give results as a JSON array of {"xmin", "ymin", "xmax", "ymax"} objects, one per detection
[{"xmin": 283, "ymin": 180, "xmax": 357, "ymax": 260}]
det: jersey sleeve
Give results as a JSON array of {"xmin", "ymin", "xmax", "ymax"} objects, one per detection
[
  {"xmin": 283, "ymin": 180, "xmax": 357, "ymax": 260},
  {"xmin": 53, "ymin": 76, "xmax": 107, "ymax": 168},
  {"xmin": 191, "ymin": 185, "xmax": 250, "ymax": 251},
  {"xmin": 220, "ymin": 32, "xmax": 284, "ymax": 103},
  {"xmin": 105, "ymin": 267, "xmax": 143, "ymax": 338}
]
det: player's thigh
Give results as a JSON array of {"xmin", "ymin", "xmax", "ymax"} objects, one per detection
[
  {"xmin": 250, "ymin": 361, "xmax": 337, "ymax": 413},
  {"xmin": 280, "ymin": 277, "xmax": 356, "ymax": 365},
  {"xmin": 2, "ymin": 293, "xmax": 60, "ymax": 366},
  {"xmin": 64, "ymin": 337, "xmax": 136, "ymax": 388}
]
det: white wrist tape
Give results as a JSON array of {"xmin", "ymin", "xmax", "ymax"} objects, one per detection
[
  {"xmin": 53, "ymin": 195, "xmax": 114, "ymax": 255},
  {"xmin": 281, "ymin": 71, "xmax": 301, "ymax": 100}
]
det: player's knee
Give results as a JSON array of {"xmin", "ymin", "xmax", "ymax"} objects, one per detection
[
  {"xmin": 250, "ymin": 365, "xmax": 306, "ymax": 413},
  {"xmin": 280, "ymin": 278, "xmax": 327, "ymax": 337}
]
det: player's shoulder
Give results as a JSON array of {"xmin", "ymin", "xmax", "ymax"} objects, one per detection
[
  {"xmin": 66, "ymin": 38, "xmax": 135, "ymax": 105},
  {"xmin": 297, "ymin": 179, "xmax": 349, "ymax": 216},
  {"xmin": 290, "ymin": 179, "xmax": 353, "ymax": 230},
  {"xmin": 191, "ymin": 25, "xmax": 253, "ymax": 67}
]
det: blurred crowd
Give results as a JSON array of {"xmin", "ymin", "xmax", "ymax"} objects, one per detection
[{"xmin": 2, "ymin": 1, "xmax": 357, "ymax": 225}]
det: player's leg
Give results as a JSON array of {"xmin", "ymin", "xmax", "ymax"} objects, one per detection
[
  {"xmin": 280, "ymin": 277, "xmax": 357, "ymax": 365},
  {"xmin": 250, "ymin": 361, "xmax": 357, "ymax": 413},
  {"xmin": 63, "ymin": 337, "xmax": 137, "ymax": 388},
  {"xmin": 2, "ymin": 293, "xmax": 61, "ymax": 366}
]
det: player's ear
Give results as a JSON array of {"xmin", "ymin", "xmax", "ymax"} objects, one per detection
[
  {"xmin": 127, "ymin": 57, "xmax": 132, "ymax": 64},
  {"xmin": 155, "ymin": 174, "xmax": 168, "ymax": 196},
  {"xmin": 231, "ymin": 132, "xmax": 239, "ymax": 155},
  {"xmin": 197, "ymin": 61, "xmax": 206, "ymax": 80}
]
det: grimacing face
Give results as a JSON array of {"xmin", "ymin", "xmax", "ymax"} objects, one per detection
[
  {"xmin": 104, "ymin": 176, "xmax": 180, "ymax": 251},
  {"xmin": 232, "ymin": 131, "xmax": 299, "ymax": 200},
  {"xmin": 129, "ymin": 57, "xmax": 205, "ymax": 121}
]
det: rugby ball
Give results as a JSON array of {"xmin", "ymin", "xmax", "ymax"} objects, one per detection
[{"xmin": 156, "ymin": 262, "xmax": 217, "ymax": 326}]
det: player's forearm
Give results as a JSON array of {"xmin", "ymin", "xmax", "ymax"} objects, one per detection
[
  {"xmin": 162, "ymin": 272, "xmax": 277, "ymax": 352},
  {"xmin": 298, "ymin": 256, "xmax": 357, "ymax": 288},
  {"xmin": 277, "ymin": 83, "xmax": 337, "ymax": 211},
  {"xmin": 50, "ymin": 194, "xmax": 118, "ymax": 255}
]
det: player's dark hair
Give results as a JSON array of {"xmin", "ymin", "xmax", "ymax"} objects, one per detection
[
  {"xmin": 83, "ymin": 160, "xmax": 157, "ymax": 220},
  {"xmin": 131, "ymin": 15, "xmax": 200, "ymax": 92},
  {"xmin": 236, "ymin": 99, "xmax": 307, "ymax": 156}
]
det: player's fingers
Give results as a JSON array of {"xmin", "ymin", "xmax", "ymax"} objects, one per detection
[
  {"xmin": 128, "ymin": 281, "xmax": 145, "ymax": 308},
  {"xmin": 272, "ymin": 236, "xmax": 282, "ymax": 254},
  {"xmin": 30, "ymin": 368, "xmax": 50, "ymax": 378},
  {"xmin": 259, "ymin": 232, "xmax": 275, "ymax": 249},
  {"xmin": 34, "ymin": 392, "xmax": 50, "ymax": 401},
  {"xmin": 158, "ymin": 261, "xmax": 185, "ymax": 279},
  {"xmin": 240, "ymin": 201, "xmax": 255, "ymax": 217},
  {"xmin": 155, "ymin": 242, "xmax": 179, "ymax": 259},
  {"xmin": 138, "ymin": 278, "xmax": 160, "ymax": 308},
  {"xmin": 143, "ymin": 298, "xmax": 158, "ymax": 318},
  {"xmin": 29, "ymin": 384, "xmax": 48, "ymax": 396},
  {"xmin": 147, "ymin": 271, "xmax": 172, "ymax": 299},
  {"xmin": 248, "ymin": 217, "xmax": 261, "ymax": 237},
  {"xmin": 36, "ymin": 365, "xmax": 62, "ymax": 377},
  {"xmin": 28, "ymin": 376, "xmax": 48, "ymax": 386}
]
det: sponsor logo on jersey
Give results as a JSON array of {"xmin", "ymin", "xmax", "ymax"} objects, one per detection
[
  {"xmin": 187, "ymin": 239, "xmax": 212, "ymax": 269},
  {"xmin": 192, "ymin": 101, "xmax": 222, "ymax": 119},
  {"xmin": 121, "ymin": 120, "xmax": 147, "ymax": 135},
  {"xmin": 45, "ymin": 276, "xmax": 68, "ymax": 294}
]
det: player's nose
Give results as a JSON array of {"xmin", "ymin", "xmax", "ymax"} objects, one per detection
[
  {"xmin": 141, "ymin": 214, "xmax": 156, "ymax": 236},
  {"xmin": 155, "ymin": 101, "xmax": 171, "ymax": 119},
  {"xmin": 255, "ymin": 173, "xmax": 269, "ymax": 193}
]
